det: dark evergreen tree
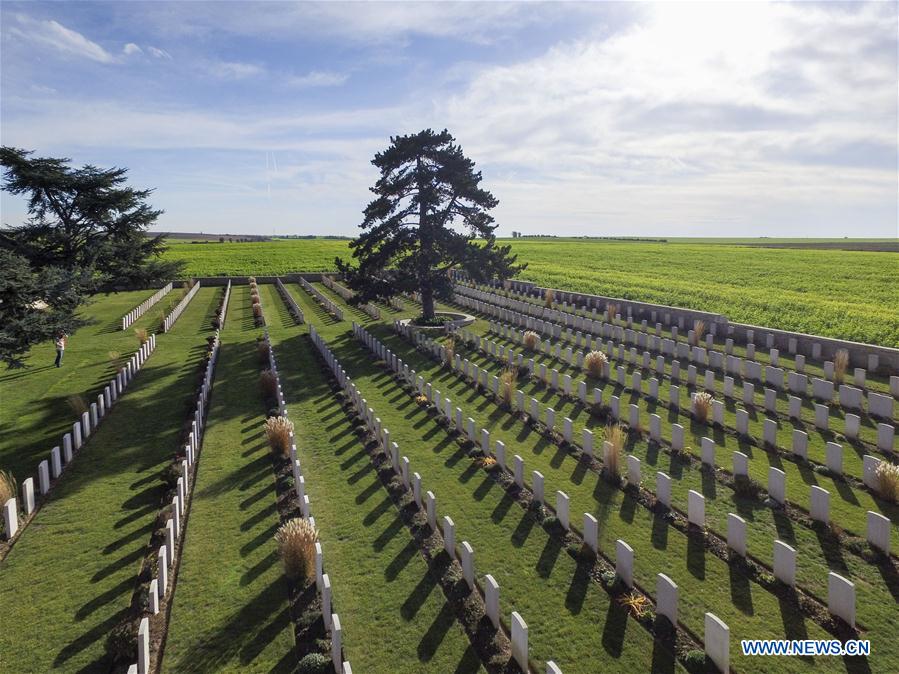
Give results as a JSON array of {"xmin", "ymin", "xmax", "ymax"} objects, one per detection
[
  {"xmin": 0, "ymin": 250, "xmax": 87, "ymax": 368},
  {"xmin": 336, "ymin": 129, "xmax": 524, "ymax": 320},
  {"xmin": 0, "ymin": 146, "xmax": 183, "ymax": 287}
]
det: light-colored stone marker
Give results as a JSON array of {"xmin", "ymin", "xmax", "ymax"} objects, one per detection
[
  {"xmin": 657, "ymin": 573, "xmax": 678, "ymax": 625},
  {"xmin": 827, "ymin": 572, "xmax": 856, "ymax": 628},
  {"xmin": 616, "ymin": 539, "xmax": 634, "ymax": 587},
  {"xmin": 705, "ymin": 612, "xmax": 730, "ymax": 673}
]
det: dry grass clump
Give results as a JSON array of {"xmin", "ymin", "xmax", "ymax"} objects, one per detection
[
  {"xmin": 603, "ymin": 424, "xmax": 626, "ymax": 480},
  {"xmin": 875, "ymin": 462, "xmax": 899, "ymax": 503},
  {"xmin": 0, "ymin": 470, "xmax": 17, "ymax": 506},
  {"xmin": 108, "ymin": 350, "xmax": 125, "ymax": 370},
  {"xmin": 444, "ymin": 336, "xmax": 456, "ymax": 365},
  {"xmin": 523, "ymin": 330, "xmax": 540, "ymax": 351},
  {"xmin": 607, "ymin": 303, "xmax": 619, "ymax": 323},
  {"xmin": 248, "ymin": 276, "xmax": 257, "ymax": 284},
  {"xmin": 691, "ymin": 320, "xmax": 705, "ymax": 346},
  {"xmin": 544, "ymin": 288, "xmax": 555, "ymax": 309},
  {"xmin": 499, "ymin": 367, "xmax": 517, "ymax": 407},
  {"xmin": 275, "ymin": 518, "xmax": 318, "ymax": 581},
  {"xmin": 134, "ymin": 327, "xmax": 149, "ymax": 345},
  {"xmin": 693, "ymin": 392, "xmax": 713, "ymax": 423},
  {"xmin": 259, "ymin": 369, "xmax": 279, "ymax": 400},
  {"xmin": 833, "ymin": 349, "xmax": 849, "ymax": 384},
  {"xmin": 584, "ymin": 350, "xmax": 608, "ymax": 379},
  {"xmin": 252, "ymin": 304, "xmax": 262, "ymax": 318},
  {"xmin": 67, "ymin": 394, "xmax": 88, "ymax": 416},
  {"xmin": 264, "ymin": 415, "xmax": 294, "ymax": 457}
]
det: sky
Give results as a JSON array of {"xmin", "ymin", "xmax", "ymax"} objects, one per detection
[{"xmin": 1, "ymin": 1, "xmax": 897, "ymax": 237}]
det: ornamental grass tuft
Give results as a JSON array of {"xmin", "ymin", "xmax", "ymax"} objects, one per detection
[{"xmin": 275, "ymin": 518, "xmax": 319, "ymax": 581}]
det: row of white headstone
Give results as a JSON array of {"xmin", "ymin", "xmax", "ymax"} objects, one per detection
[
  {"xmin": 299, "ymin": 277, "xmax": 344, "ymax": 321},
  {"xmin": 462, "ymin": 276, "xmax": 893, "ymax": 386},
  {"xmin": 273, "ymin": 329, "xmax": 351, "ymax": 674},
  {"xmin": 485, "ymin": 318, "xmax": 896, "ymax": 439},
  {"xmin": 162, "ymin": 282, "xmax": 201, "ymax": 333},
  {"xmin": 127, "ymin": 332, "xmax": 219, "ymax": 674},
  {"xmin": 454, "ymin": 284, "xmax": 897, "ymax": 421},
  {"xmin": 218, "ymin": 280, "xmax": 232, "ymax": 329},
  {"xmin": 275, "ymin": 278, "xmax": 305, "ymax": 324},
  {"xmin": 449, "ymin": 294, "xmax": 897, "ymax": 459},
  {"xmin": 362, "ymin": 322, "xmax": 757, "ymax": 673},
  {"xmin": 322, "ymin": 275, "xmax": 354, "ymax": 301},
  {"xmin": 397, "ymin": 322, "xmax": 882, "ymax": 643},
  {"xmin": 121, "ymin": 283, "xmax": 173, "ymax": 331},
  {"xmin": 3, "ymin": 336, "xmax": 158, "ymax": 543},
  {"xmin": 410, "ymin": 322, "xmax": 895, "ymax": 559},
  {"xmin": 475, "ymin": 320, "xmax": 897, "ymax": 463},
  {"xmin": 343, "ymin": 323, "xmax": 553, "ymax": 672}
]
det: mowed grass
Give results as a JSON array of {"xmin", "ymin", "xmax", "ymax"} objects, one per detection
[
  {"xmin": 391, "ymin": 324, "xmax": 899, "ymax": 668},
  {"xmin": 287, "ymin": 290, "xmax": 675, "ymax": 673},
  {"xmin": 163, "ymin": 285, "xmax": 296, "ymax": 673},
  {"xmin": 260, "ymin": 283, "xmax": 485, "ymax": 672},
  {"xmin": 0, "ymin": 288, "xmax": 164, "ymax": 482},
  {"xmin": 160, "ymin": 238, "xmax": 899, "ymax": 347},
  {"xmin": 367, "ymin": 325, "xmax": 850, "ymax": 674},
  {"xmin": 0, "ymin": 286, "xmax": 221, "ymax": 672}
]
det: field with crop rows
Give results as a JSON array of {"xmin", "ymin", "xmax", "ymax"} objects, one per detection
[{"xmin": 163, "ymin": 238, "xmax": 899, "ymax": 346}]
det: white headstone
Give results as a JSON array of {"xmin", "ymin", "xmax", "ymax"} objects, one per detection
[
  {"xmin": 688, "ymin": 490, "xmax": 705, "ymax": 527},
  {"xmin": 584, "ymin": 513, "xmax": 598, "ymax": 553},
  {"xmin": 705, "ymin": 613, "xmax": 730, "ymax": 673},
  {"xmin": 810, "ymin": 486, "xmax": 829, "ymax": 524},
  {"xmin": 656, "ymin": 573, "xmax": 678, "ymax": 625},
  {"xmin": 827, "ymin": 572, "xmax": 856, "ymax": 628},
  {"xmin": 768, "ymin": 467, "xmax": 786, "ymax": 504},
  {"xmin": 442, "ymin": 516, "xmax": 455, "ymax": 558},
  {"xmin": 511, "ymin": 612, "xmax": 528, "ymax": 670},
  {"xmin": 773, "ymin": 540, "xmax": 796, "ymax": 586},
  {"xmin": 616, "ymin": 539, "xmax": 634, "ymax": 587},
  {"xmin": 656, "ymin": 472, "xmax": 671, "ymax": 507},
  {"xmin": 485, "ymin": 574, "xmax": 500, "ymax": 628},
  {"xmin": 727, "ymin": 513, "xmax": 747, "ymax": 557},
  {"xmin": 137, "ymin": 617, "xmax": 150, "ymax": 674}
]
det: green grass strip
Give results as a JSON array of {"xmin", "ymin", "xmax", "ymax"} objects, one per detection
[
  {"xmin": 163, "ymin": 285, "xmax": 296, "ymax": 673},
  {"xmin": 261, "ymin": 283, "xmax": 486, "ymax": 673},
  {"xmin": 0, "ymin": 286, "xmax": 222, "ymax": 672}
]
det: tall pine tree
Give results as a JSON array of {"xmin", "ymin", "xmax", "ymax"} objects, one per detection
[{"xmin": 336, "ymin": 129, "xmax": 524, "ymax": 320}]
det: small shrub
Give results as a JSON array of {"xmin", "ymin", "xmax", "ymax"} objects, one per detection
[
  {"xmin": 0, "ymin": 470, "xmax": 17, "ymax": 507},
  {"xmin": 160, "ymin": 462, "xmax": 181, "ymax": 488},
  {"xmin": 259, "ymin": 369, "xmax": 279, "ymax": 400},
  {"xmin": 257, "ymin": 340, "xmax": 271, "ymax": 364},
  {"xmin": 692, "ymin": 392, "xmax": 713, "ymax": 423},
  {"xmin": 833, "ymin": 349, "xmax": 849, "ymax": 384},
  {"xmin": 584, "ymin": 350, "xmax": 608, "ymax": 379},
  {"xmin": 604, "ymin": 424, "xmax": 625, "ymax": 480},
  {"xmin": 684, "ymin": 650, "xmax": 706, "ymax": 671},
  {"xmin": 108, "ymin": 350, "xmax": 124, "ymax": 370},
  {"xmin": 444, "ymin": 336, "xmax": 455, "ymax": 365},
  {"xmin": 544, "ymin": 288, "xmax": 555, "ymax": 308},
  {"xmin": 211, "ymin": 317, "xmax": 222, "ymax": 329},
  {"xmin": 875, "ymin": 461, "xmax": 899, "ymax": 503},
  {"xmin": 691, "ymin": 320, "xmax": 705, "ymax": 346},
  {"xmin": 298, "ymin": 653, "xmax": 330, "ymax": 674},
  {"xmin": 264, "ymin": 415, "xmax": 294, "ymax": 456},
  {"xmin": 105, "ymin": 619, "xmax": 137, "ymax": 663},
  {"xmin": 523, "ymin": 330, "xmax": 540, "ymax": 351},
  {"xmin": 275, "ymin": 518, "xmax": 319, "ymax": 580},
  {"xmin": 499, "ymin": 367, "xmax": 517, "ymax": 407},
  {"xmin": 67, "ymin": 394, "xmax": 89, "ymax": 416},
  {"xmin": 733, "ymin": 475, "xmax": 761, "ymax": 498},
  {"xmin": 134, "ymin": 327, "xmax": 149, "ymax": 345}
]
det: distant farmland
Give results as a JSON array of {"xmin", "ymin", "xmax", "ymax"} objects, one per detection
[{"xmin": 161, "ymin": 238, "xmax": 899, "ymax": 346}]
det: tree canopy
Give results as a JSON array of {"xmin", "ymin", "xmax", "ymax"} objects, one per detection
[
  {"xmin": 0, "ymin": 147, "xmax": 181, "ymax": 367},
  {"xmin": 336, "ymin": 129, "xmax": 524, "ymax": 320}
]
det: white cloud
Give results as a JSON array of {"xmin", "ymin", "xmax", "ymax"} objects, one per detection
[
  {"xmin": 147, "ymin": 46, "xmax": 172, "ymax": 60},
  {"xmin": 9, "ymin": 14, "xmax": 115, "ymax": 63},
  {"xmin": 204, "ymin": 60, "xmax": 265, "ymax": 79},
  {"xmin": 123, "ymin": 42, "xmax": 142, "ymax": 55},
  {"xmin": 285, "ymin": 70, "xmax": 349, "ymax": 88}
]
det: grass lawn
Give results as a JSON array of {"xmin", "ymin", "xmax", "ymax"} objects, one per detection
[
  {"xmin": 379, "ymin": 323, "xmax": 899, "ymax": 669},
  {"xmin": 287, "ymin": 289, "xmax": 676, "ymax": 673},
  {"xmin": 0, "ymin": 286, "xmax": 221, "ymax": 672},
  {"xmin": 262, "ymin": 283, "xmax": 485, "ymax": 672},
  {"xmin": 0, "ymin": 288, "xmax": 166, "ymax": 483},
  {"xmin": 364, "ymin": 323, "xmax": 849, "ymax": 674},
  {"xmin": 163, "ymin": 284, "xmax": 297, "ymax": 673}
]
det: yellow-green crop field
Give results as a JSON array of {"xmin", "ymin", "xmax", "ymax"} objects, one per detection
[{"xmin": 163, "ymin": 238, "xmax": 899, "ymax": 347}]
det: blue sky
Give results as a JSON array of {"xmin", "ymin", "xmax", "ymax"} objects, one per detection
[{"xmin": 1, "ymin": 1, "xmax": 896, "ymax": 237}]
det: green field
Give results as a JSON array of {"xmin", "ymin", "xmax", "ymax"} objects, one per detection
[{"xmin": 162, "ymin": 238, "xmax": 899, "ymax": 347}]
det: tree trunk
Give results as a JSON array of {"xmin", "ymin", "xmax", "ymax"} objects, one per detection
[
  {"xmin": 421, "ymin": 282, "xmax": 435, "ymax": 320},
  {"xmin": 416, "ymin": 157, "xmax": 436, "ymax": 320}
]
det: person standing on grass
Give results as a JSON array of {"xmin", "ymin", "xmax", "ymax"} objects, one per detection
[{"xmin": 54, "ymin": 334, "xmax": 67, "ymax": 368}]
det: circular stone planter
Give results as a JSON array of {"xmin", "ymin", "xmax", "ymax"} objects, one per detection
[{"xmin": 399, "ymin": 311, "xmax": 476, "ymax": 331}]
